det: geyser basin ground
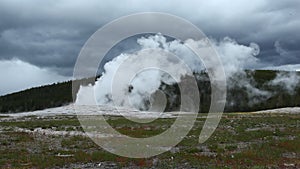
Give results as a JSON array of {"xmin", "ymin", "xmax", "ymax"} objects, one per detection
[{"xmin": 0, "ymin": 106, "xmax": 299, "ymax": 168}]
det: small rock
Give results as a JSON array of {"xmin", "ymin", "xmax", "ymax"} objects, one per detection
[
  {"xmin": 284, "ymin": 163, "xmax": 295, "ymax": 167},
  {"xmin": 282, "ymin": 152, "xmax": 296, "ymax": 159},
  {"xmin": 152, "ymin": 158, "xmax": 159, "ymax": 166},
  {"xmin": 170, "ymin": 147, "xmax": 180, "ymax": 154}
]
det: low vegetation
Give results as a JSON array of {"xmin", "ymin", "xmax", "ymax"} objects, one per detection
[{"xmin": 0, "ymin": 112, "xmax": 299, "ymax": 168}]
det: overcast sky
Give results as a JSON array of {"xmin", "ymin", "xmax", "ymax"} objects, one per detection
[{"xmin": 0, "ymin": 0, "xmax": 299, "ymax": 95}]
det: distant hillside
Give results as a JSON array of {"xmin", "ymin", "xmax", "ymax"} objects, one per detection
[
  {"xmin": 173, "ymin": 70, "xmax": 300, "ymax": 112},
  {"xmin": 0, "ymin": 70, "xmax": 299, "ymax": 113},
  {"xmin": 0, "ymin": 77, "xmax": 97, "ymax": 113}
]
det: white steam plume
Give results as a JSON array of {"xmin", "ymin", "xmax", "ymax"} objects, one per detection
[
  {"xmin": 269, "ymin": 71, "xmax": 300, "ymax": 93},
  {"xmin": 76, "ymin": 34, "xmax": 269, "ymax": 108}
]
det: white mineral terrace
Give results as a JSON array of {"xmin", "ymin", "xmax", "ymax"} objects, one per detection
[{"xmin": 0, "ymin": 104, "xmax": 299, "ymax": 119}]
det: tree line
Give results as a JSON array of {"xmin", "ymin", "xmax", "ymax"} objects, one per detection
[{"xmin": 0, "ymin": 70, "xmax": 299, "ymax": 113}]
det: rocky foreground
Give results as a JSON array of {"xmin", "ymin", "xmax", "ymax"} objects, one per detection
[{"xmin": 0, "ymin": 106, "xmax": 299, "ymax": 168}]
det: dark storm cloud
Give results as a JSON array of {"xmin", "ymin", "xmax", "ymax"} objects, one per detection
[
  {"xmin": 0, "ymin": 25, "xmax": 93, "ymax": 75},
  {"xmin": 0, "ymin": 0, "xmax": 299, "ymax": 76}
]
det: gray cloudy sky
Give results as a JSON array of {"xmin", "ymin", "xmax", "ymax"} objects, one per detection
[{"xmin": 0, "ymin": 0, "xmax": 300, "ymax": 95}]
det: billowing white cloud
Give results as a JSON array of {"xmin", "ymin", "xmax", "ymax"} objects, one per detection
[
  {"xmin": 76, "ymin": 34, "xmax": 269, "ymax": 108},
  {"xmin": 269, "ymin": 71, "xmax": 300, "ymax": 93}
]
